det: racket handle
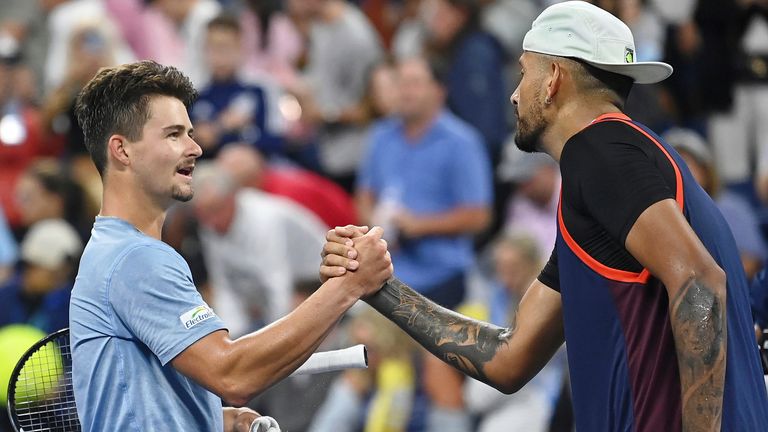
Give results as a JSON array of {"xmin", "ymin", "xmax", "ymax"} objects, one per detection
[{"xmin": 290, "ymin": 344, "xmax": 368, "ymax": 376}]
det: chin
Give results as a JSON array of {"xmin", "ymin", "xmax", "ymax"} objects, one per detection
[
  {"xmin": 172, "ymin": 186, "xmax": 194, "ymax": 202},
  {"xmin": 514, "ymin": 132, "xmax": 541, "ymax": 153}
]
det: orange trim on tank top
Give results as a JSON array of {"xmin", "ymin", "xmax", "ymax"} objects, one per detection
[{"xmin": 557, "ymin": 113, "xmax": 684, "ymax": 284}]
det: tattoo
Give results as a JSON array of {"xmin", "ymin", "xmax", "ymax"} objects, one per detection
[
  {"xmin": 365, "ymin": 278, "xmax": 513, "ymax": 383},
  {"xmin": 670, "ymin": 277, "xmax": 727, "ymax": 432}
]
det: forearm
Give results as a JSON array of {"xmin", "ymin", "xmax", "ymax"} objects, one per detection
[
  {"xmin": 364, "ymin": 278, "xmax": 511, "ymax": 383},
  {"xmin": 219, "ymin": 278, "xmax": 359, "ymax": 403},
  {"xmin": 406, "ymin": 207, "xmax": 490, "ymax": 237},
  {"xmin": 669, "ymin": 274, "xmax": 727, "ymax": 432}
]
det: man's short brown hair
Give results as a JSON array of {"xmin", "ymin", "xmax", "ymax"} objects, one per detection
[{"xmin": 74, "ymin": 60, "xmax": 198, "ymax": 176}]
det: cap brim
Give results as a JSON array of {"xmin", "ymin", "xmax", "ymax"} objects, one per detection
[{"xmin": 583, "ymin": 59, "xmax": 673, "ymax": 84}]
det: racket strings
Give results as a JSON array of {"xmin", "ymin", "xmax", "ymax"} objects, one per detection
[{"xmin": 10, "ymin": 333, "xmax": 81, "ymax": 432}]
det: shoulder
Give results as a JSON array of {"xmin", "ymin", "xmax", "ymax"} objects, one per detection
[
  {"xmin": 435, "ymin": 112, "xmax": 484, "ymax": 148},
  {"xmin": 369, "ymin": 118, "xmax": 401, "ymax": 143},
  {"xmin": 115, "ymin": 242, "xmax": 186, "ymax": 274},
  {"xmin": 562, "ymin": 120, "xmax": 651, "ymax": 164}
]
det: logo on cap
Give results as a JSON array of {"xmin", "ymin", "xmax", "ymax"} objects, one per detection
[{"xmin": 624, "ymin": 47, "xmax": 634, "ymax": 64}]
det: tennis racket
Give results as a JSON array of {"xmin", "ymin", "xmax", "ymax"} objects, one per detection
[
  {"xmin": 6, "ymin": 328, "xmax": 79, "ymax": 432},
  {"xmin": 6, "ymin": 328, "xmax": 367, "ymax": 431}
]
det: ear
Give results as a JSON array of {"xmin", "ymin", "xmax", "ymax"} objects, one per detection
[
  {"xmin": 546, "ymin": 61, "xmax": 563, "ymax": 102},
  {"xmin": 107, "ymin": 134, "xmax": 130, "ymax": 169}
]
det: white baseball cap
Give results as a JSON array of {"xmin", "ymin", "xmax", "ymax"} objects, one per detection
[
  {"xmin": 522, "ymin": 1, "xmax": 673, "ymax": 84},
  {"xmin": 21, "ymin": 219, "xmax": 83, "ymax": 270}
]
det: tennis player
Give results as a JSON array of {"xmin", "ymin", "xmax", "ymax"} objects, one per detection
[
  {"xmin": 321, "ymin": 2, "xmax": 768, "ymax": 431},
  {"xmin": 68, "ymin": 60, "xmax": 393, "ymax": 431}
]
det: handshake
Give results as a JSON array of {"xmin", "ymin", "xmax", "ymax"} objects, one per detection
[{"xmin": 319, "ymin": 225, "xmax": 394, "ymax": 298}]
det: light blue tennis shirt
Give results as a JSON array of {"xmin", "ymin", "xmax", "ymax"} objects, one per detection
[{"xmin": 70, "ymin": 216, "xmax": 227, "ymax": 431}]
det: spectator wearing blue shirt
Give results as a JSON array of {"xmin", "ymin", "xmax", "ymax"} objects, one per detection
[
  {"xmin": 0, "ymin": 219, "xmax": 82, "ymax": 334},
  {"xmin": 191, "ymin": 15, "xmax": 284, "ymax": 160},
  {"xmin": 356, "ymin": 55, "xmax": 492, "ymax": 432}
]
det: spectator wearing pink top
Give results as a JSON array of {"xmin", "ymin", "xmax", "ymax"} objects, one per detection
[
  {"xmin": 104, "ymin": 0, "xmax": 220, "ymax": 86},
  {"xmin": 240, "ymin": 0, "xmax": 303, "ymax": 89}
]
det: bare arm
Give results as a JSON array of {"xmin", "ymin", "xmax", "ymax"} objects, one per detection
[
  {"xmin": 395, "ymin": 206, "xmax": 491, "ymax": 237},
  {"xmin": 625, "ymin": 199, "xmax": 726, "ymax": 432},
  {"xmin": 363, "ymin": 277, "xmax": 564, "ymax": 393},
  {"xmin": 172, "ymin": 228, "xmax": 392, "ymax": 406}
]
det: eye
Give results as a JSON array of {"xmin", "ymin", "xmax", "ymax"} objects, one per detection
[{"xmin": 168, "ymin": 131, "xmax": 180, "ymax": 139}]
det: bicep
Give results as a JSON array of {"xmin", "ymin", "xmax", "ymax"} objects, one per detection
[
  {"xmin": 171, "ymin": 329, "xmax": 232, "ymax": 394},
  {"xmin": 484, "ymin": 279, "xmax": 564, "ymax": 392},
  {"xmin": 625, "ymin": 199, "xmax": 723, "ymax": 296}
]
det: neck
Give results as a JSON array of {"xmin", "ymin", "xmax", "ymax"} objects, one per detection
[
  {"xmin": 403, "ymin": 108, "xmax": 440, "ymax": 140},
  {"xmin": 540, "ymin": 99, "xmax": 622, "ymax": 162},
  {"xmin": 100, "ymin": 176, "xmax": 169, "ymax": 240}
]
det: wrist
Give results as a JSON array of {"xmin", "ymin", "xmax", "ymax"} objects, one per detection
[{"xmin": 319, "ymin": 276, "xmax": 363, "ymax": 308}]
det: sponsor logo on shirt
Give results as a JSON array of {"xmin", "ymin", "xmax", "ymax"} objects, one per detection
[{"xmin": 180, "ymin": 305, "xmax": 215, "ymax": 330}]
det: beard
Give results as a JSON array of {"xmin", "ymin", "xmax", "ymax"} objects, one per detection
[
  {"xmin": 514, "ymin": 89, "xmax": 547, "ymax": 153},
  {"xmin": 172, "ymin": 184, "xmax": 194, "ymax": 202}
]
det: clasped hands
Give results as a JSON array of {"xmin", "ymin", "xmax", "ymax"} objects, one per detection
[{"xmin": 320, "ymin": 225, "xmax": 393, "ymax": 297}]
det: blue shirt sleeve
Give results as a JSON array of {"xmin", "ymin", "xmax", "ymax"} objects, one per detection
[
  {"xmin": 450, "ymin": 130, "xmax": 493, "ymax": 207},
  {"xmin": 108, "ymin": 245, "xmax": 226, "ymax": 365},
  {"xmin": 0, "ymin": 207, "xmax": 18, "ymax": 266}
]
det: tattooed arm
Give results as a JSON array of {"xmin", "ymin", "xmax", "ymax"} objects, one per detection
[
  {"xmin": 626, "ymin": 199, "xmax": 727, "ymax": 432},
  {"xmin": 364, "ymin": 277, "xmax": 565, "ymax": 392}
]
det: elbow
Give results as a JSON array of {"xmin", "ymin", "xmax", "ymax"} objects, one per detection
[
  {"xmin": 493, "ymin": 376, "xmax": 527, "ymax": 395},
  {"xmin": 486, "ymin": 367, "xmax": 530, "ymax": 395},
  {"xmin": 217, "ymin": 377, "xmax": 257, "ymax": 407}
]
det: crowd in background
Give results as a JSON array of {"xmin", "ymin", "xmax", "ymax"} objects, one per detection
[{"xmin": 2, "ymin": 0, "xmax": 768, "ymax": 431}]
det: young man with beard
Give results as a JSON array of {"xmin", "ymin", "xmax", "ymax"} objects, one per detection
[
  {"xmin": 321, "ymin": 2, "xmax": 768, "ymax": 430},
  {"xmin": 69, "ymin": 60, "xmax": 393, "ymax": 431}
]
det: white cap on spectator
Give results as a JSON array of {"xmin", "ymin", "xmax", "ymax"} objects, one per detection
[
  {"xmin": 663, "ymin": 128, "xmax": 712, "ymax": 166},
  {"xmin": 21, "ymin": 219, "xmax": 82, "ymax": 270},
  {"xmin": 522, "ymin": 1, "xmax": 673, "ymax": 84}
]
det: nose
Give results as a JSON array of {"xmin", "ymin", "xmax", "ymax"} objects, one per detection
[
  {"xmin": 510, "ymin": 87, "xmax": 520, "ymax": 106},
  {"xmin": 188, "ymin": 136, "xmax": 203, "ymax": 159}
]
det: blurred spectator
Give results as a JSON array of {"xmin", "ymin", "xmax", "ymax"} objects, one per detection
[
  {"xmin": 464, "ymin": 234, "xmax": 568, "ymax": 432},
  {"xmin": 216, "ymin": 144, "xmax": 357, "ymax": 228},
  {"xmin": 308, "ymin": 305, "xmax": 417, "ymax": 432},
  {"xmin": 0, "ymin": 0, "xmax": 60, "ymax": 100},
  {"xmin": 707, "ymin": 0, "xmax": 768, "ymax": 187},
  {"xmin": 192, "ymin": 163, "xmax": 326, "ymax": 335},
  {"xmin": 480, "ymin": 0, "xmax": 538, "ymax": 59},
  {"xmin": 288, "ymin": 0, "xmax": 383, "ymax": 191},
  {"xmin": 356, "ymin": 56, "xmax": 492, "ymax": 432},
  {"xmin": 240, "ymin": 0, "xmax": 304, "ymax": 88},
  {"xmin": 422, "ymin": 0, "xmax": 509, "ymax": 162},
  {"xmin": 499, "ymin": 145, "xmax": 559, "ymax": 257},
  {"xmin": 15, "ymin": 159, "xmax": 88, "ymax": 240},
  {"xmin": 0, "ymin": 207, "xmax": 16, "ymax": 286},
  {"xmin": 664, "ymin": 127, "xmax": 767, "ymax": 279},
  {"xmin": 45, "ymin": 0, "xmax": 134, "ymax": 92},
  {"xmin": 41, "ymin": 23, "xmax": 119, "ymax": 213},
  {"xmin": 367, "ymin": 60, "xmax": 400, "ymax": 119},
  {"xmin": 105, "ymin": 0, "xmax": 219, "ymax": 86},
  {"xmin": 0, "ymin": 219, "xmax": 82, "ymax": 334},
  {"xmin": 191, "ymin": 14, "xmax": 285, "ymax": 159},
  {"xmin": 0, "ymin": 44, "xmax": 47, "ymax": 229}
]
